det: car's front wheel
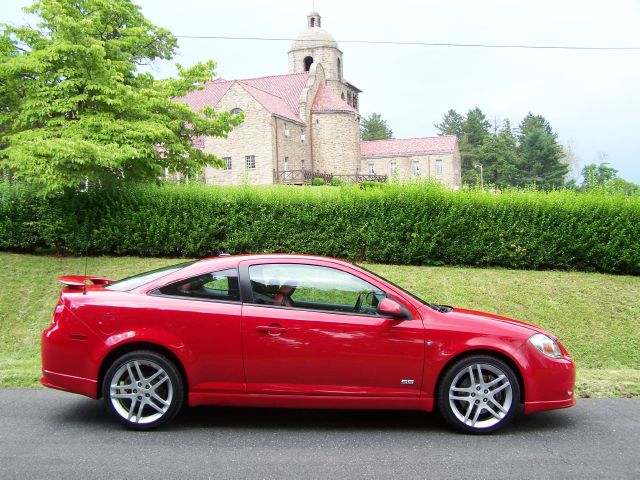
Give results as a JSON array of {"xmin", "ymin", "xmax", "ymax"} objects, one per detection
[
  {"xmin": 102, "ymin": 350, "xmax": 184, "ymax": 430},
  {"xmin": 437, "ymin": 355, "xmax": 521, "ymax": 434}
]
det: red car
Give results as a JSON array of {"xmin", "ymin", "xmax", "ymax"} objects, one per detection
[{"xmin": 41, "ymin": 254, "xmax": 575, "ymax": 434}]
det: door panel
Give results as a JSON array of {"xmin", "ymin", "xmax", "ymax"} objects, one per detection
[{"xmin": 242, "ymin": 304, "xmax": 424, "ymax": 396}]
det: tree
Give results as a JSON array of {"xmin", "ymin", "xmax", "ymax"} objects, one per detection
[
  {"xmin": 434, "ymin": 109, "xmax": 464, "ymax": 139},
  {"xmin": 478, "ymin": 121, "xmax": 520, "ymax": 187},
  {"xmin": 360, "ymin": 113, "xmax": 393, "ymax": 141},
  {"xmin": 516, "ymin": 113, "xmax": 568, "ymax": 188},
  {"xmin": 581, "ymin": 162, "xmax": 618, "ymax": 188},
  {"xmin": 459, "ymin": 107, "xmax": 491, "ymax": 185},
  {"xmin": 0, "ymin": 0, "xmax": 243, "ymax": 194}
]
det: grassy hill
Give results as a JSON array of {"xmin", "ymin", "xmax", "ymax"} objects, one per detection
[{"xmin": 1, "ymin": 253, "xmax": 638, "ymax": 397}]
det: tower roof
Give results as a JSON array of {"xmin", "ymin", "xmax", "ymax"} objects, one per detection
[{"xmin": 290, "ymin": 11, "xmax": 338, "ymax": 51}]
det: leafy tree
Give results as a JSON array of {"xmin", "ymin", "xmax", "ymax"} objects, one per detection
[
  {"xmin": 581, "ymin": 162, "xmax": 618, "ymax": 187},
  {"xmin": 459, "ymin": 107, "xmax": 490, "ymax": 185},
  {"xmin": 0, "ymin": 0, "xmax": 243, "ymax": 194},
  {"xmin": 516, "ymin": 113, "xmax": 568, "ymax": 188},
  {"xmin": 478, "ymin": 121, "xmax": 520, "ymax": 187},
  {"xmin": 434, "ymin": 109, "xmax": 464, "ymax": 138},
  {"xmin": 360, "ymin": 112, "xmax": 393, "ymax": 141}
]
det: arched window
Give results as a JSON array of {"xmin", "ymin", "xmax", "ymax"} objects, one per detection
[
  {"xmin": 304, "ymin": 56, "xmax": 313, "ymax": 71},
  {"xmin": 341, "ymin": 92, "xmax": 345, "ymax": 100},
  {"xmin": 230, "ymin": 108, "xmax": 243, "ymax": 115},
  {"xmin": 310, "ymin": 17, "xmax": 315, "ymax": 27},
  {"xmin": 337, "ymin": 58, "xmax": 341, "ymax": 77}
]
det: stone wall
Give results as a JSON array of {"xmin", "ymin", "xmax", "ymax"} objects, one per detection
[
  {"xmin": 274, "ymin": 118, "xmax": 311, "ymax": 180},
  {"xmin": 203, "ymin": 83, "xmax": 274, "ymax": 185},
  {"xmin": 311, "ymin": 111, "xmax": 361, "ymax": 175}
]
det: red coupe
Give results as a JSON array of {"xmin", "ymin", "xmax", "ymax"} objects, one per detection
[{"xmin": 41, "ymin": 254, "xmax": 575, "ymax": 433}]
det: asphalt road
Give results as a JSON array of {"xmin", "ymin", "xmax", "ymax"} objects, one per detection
[{"xmin": 0, "ymin": 389, "xmax": 638, "ymax": 479}]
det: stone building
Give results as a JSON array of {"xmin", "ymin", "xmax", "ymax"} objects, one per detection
[{"xmin": 177, "ymin": 11, "xmax": 461, "ymax": 188}]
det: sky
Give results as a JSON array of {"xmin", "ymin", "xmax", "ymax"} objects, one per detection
[{"xmin": 4, "ymin": 0, "xmax": 640, "ymax": 182}]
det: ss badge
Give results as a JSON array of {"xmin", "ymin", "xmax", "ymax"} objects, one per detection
[{"xmin": 400, "ymin": 379, "xmax": 415, "ymax": 385}]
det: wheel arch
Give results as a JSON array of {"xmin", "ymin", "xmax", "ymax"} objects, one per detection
[
  {"xmin": 434, "ymin": 349, "xmax": 525, "ymax": 406},
  {"xmin": 97, "ymin": 341, "xmax": 189, "ymax": 400}
]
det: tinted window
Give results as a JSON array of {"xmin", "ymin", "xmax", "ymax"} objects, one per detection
[
  {"xmin": 106, "ymin": 261, "xmax": 196, "ymax": 291},
  {"xmin": 155, "ymin": 269, "xmax": 240, "ymax": 302},
  {"xmin": 249, "ymin": 264, "xmax": 385, "ymax": 315}
]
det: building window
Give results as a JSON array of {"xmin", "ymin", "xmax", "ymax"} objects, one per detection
[
  {"xmin": 368, "ymin": 163, "xmax": 375, "ymax": 175},
  {"xmin": 223, "ymin": 157, "xmax": 232, "ymax": 171},
  {"xmin": 353, "ymin": 93, "xmax": 358, "ymax": 109},
  {"xmin": 230, "ymin": 108, "xmax": 243, "ymax": 115},
  {"xmin": 301, "ymin": 131, "xmax": 305, "ymax": 142},
  {"xmin": 301, "ymin": 160, "xmax": 305, "ymax": 170},
  {"xmin": 304, "ymin": 56, "xmax": 313, "ymax": 71},
  {"xmin": 390, "ymin": 161, "xmax": 397, "ymax": 177},
  {"xmin": 341, "ymin": 92, "xmax": 345, "ymax": 100},
  {"xmin": 284, "ymin": 124, "xmax": 289, "ymax": 137},
  {"xmin": 245, "ymin": 155, "xmax": 256, "ymax": 170},
  {"xmin": 315, "ymin": 119, "xmax": 320, "ymax": 129},
  {"xmin": 412, "ymin": 160, "xmax": 420, "ymax": 176},
  {"xmin": 436, "ymin": 159, "xmax": 443, "ymax": 177}
]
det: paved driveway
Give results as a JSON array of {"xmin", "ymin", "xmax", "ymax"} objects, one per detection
[{"xmin": 0, "ymin": 389, "xmax": 638, "ymax": 479}]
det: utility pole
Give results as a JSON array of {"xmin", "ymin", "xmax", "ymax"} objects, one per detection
[{"xmin": 474, "ymin": 163, "xmax": 484, "ymax": 191}]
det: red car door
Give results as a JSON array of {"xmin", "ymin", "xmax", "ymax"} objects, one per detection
[{"xmin": 239, "ymin": 260, "xmax": 424, "ymax": 397}]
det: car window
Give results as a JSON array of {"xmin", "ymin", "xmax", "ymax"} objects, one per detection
[
  {"xmin": 248, "ymin": 264, "xmax": 386, "ymax": 315},
  {"xmin": 154, "ymin": 268, "xmax": 240, "ymax": 302},
  {"xmin": 105, "ymin": 261, "xmax": 197, "ymax": 291}
]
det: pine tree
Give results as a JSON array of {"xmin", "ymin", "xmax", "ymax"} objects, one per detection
[
  {"xmin": 434, "ymin": 109, "xmax": 464, "ymax": 138},
  {"xmin": 360, "ymin": 113, "xmax": 393, "ymax": 141},
  {"xmin": 517, "ymin": 113, "xmax": 568, "ymax": 188},
  {"xmin": 460, "ymin": 107, "xmax": 490, "ymax": 185},
  {"xmin": 478, "ymin": 121, "xmax": 520, "ymax": 187}
]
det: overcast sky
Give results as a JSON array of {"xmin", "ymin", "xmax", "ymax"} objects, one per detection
[{"xmin": 4, "ymin": 0, "xmax": 640, "ymax": 182}]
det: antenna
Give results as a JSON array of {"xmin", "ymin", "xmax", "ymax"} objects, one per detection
[{"xmin": 83, "ymin": 254, "xmax": 88, "ymax": 295}]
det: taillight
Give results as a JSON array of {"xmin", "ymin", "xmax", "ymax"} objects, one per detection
[{"xmin": 51, "ymin": 302, "xmax": 64, "ymax": 325}]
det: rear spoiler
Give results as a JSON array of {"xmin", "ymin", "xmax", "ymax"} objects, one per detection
[{"xmin": 58, "ymin": 275, "xmax": 112, "ymax": 289}]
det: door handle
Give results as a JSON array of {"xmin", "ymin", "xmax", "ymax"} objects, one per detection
[{"xmin": 256, "ymin": 324, "xmax": 288, "ymax": 335}]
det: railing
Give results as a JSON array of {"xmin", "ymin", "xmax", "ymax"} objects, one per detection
[{"xmin": 274, "ymin": 169, "xmax": 387, "ymax": 185}]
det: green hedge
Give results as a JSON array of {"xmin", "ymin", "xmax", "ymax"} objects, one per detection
[{"xmin": 1, "ymin": 182, "xmax": 639, "ymax": 274}]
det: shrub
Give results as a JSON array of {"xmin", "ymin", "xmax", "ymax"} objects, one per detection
[
  {"xmin": 1, "ymin": 182, "xmax": 639, "ymax": 274},
  {"xmin": 311, "ymin": 178, "xmax": 325, "ymax": 186}
]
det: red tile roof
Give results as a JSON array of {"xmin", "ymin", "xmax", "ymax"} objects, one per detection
[
  {"xmin": 311, "ymin": 83, "xmax": 356, "ymax": 113},
  {"xmin": 175, "ymin": 72, "xmax": 310, "ymax": 123},
  {"xmin": 361, "ymin": 135, "xmax": 457, "ymax": 158}
]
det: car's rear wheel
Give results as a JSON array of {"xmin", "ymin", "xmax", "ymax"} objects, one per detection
[
  {"xmin": 437, "ymin": 355, "xmax": 521, "ymax": 434},
  {"xmin": 102, "ymin": 350, "xmax": 184, "ymax": 430}
]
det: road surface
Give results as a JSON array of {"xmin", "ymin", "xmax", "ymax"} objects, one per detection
[{"xmin": 0, "ymin": 389, "xmax": 638, "ymax": 479}]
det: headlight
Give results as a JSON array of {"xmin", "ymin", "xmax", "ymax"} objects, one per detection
[{"xmin": 529, "ymin": 333, "xmax": 562, "ymax": 359}]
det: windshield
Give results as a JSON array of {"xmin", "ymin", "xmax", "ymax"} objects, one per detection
[{"xmin": 105, "ymin": 261, "xmax": 196, "ymax": 291}]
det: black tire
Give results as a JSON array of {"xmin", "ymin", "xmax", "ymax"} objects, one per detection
[
  {"xmin": 102, "ymin": 350, "xmax": 184, "ymax": 430},
  {"xmin": 437, "ymin": 355, "xmax": 521, "ymax": 434}
]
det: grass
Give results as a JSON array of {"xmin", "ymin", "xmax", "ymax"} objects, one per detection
[{"xmin": 1, "ymin": 253, "xmax": 638, "ymax": 397}]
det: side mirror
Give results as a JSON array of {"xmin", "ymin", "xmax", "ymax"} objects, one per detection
[{"xmin": 377, "ymin": 298, "xmax": 410, "ymax": 319}]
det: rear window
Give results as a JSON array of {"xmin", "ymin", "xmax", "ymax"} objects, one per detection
[{"xmin": 105, "ymin": 261, "xmax": 196, "ymax": 291}]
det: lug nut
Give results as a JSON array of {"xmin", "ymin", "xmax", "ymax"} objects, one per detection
[
  {"xmin": 471, "ymin": 393, "xmax": 475, "ymax": 397},
  {"xmin": 483, "ymin": 398, "xmax": 488, "ymax": 402},
  {"xmin": 476, "ymin": 386, "xmax": 481, "ymax": 391},
  {"xmin": 133, "ymin": 389, "xmax": 137, "ymax": 393},
  {"xmin": 137, "ymin": 382, "xmax": 142, "ymax": 387},
  {"xmin": 484, "ymin": 390, "xmax": 488, "ymax": 394},
  {"xmin": 145, "ymin": 385, "xmax": 150, "ymax": 389},
  {"xmin": 145, "ymin": 393, "xmax": 150, "ymax": 398},
  {"xmin": 475, "ymin": 400, "xmax": 480, "ymax": 404},
  {"xmin": 137, "ymin": 396, "xmax": 142, "ymax": 400}
]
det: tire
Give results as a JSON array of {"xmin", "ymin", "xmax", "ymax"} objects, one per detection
[
  {"xmin": 437, "ymin": 355, "xmax": 521, "ymax": 434},
  {"xmin": 102, "ymin": 350, "xmax": 184, "ymax": 430}
]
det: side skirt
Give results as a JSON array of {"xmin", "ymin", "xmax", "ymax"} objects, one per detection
[{"xmin": 189, "ymin": 392, "xmax": 434, "ymax": 412}]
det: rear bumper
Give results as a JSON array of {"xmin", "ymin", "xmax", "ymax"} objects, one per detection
[{"xmin": 41, "ymin": 370, "xmax": 98, "ymax": 399}]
